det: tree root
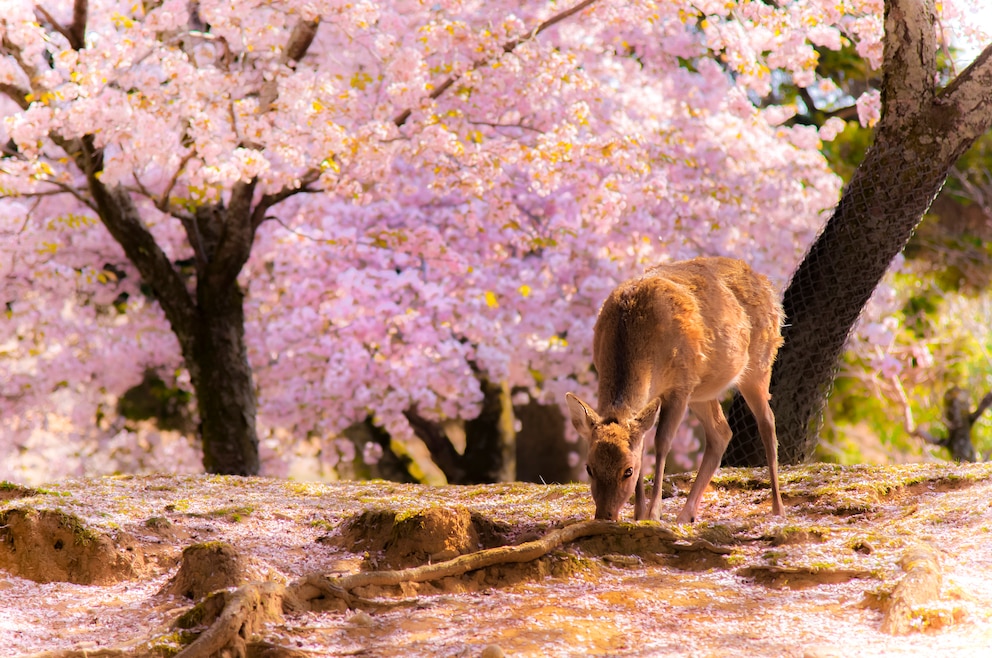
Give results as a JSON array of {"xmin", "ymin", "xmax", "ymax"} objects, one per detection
[
  {"xmin": 19, "ymin": 519, "xmax": 729, "ymax": 658},
  {"xmin": 173, "ymin": 519, "xmax": 721, "ymax": 656},
  {"xmin": 880, "ymin": 543, "xmax": 943, "ymax": 635}
]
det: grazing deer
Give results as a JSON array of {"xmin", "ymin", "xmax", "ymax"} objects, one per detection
[{"xmin": 566, "ymin": 256, "xmax": 785, "ymax": 523}]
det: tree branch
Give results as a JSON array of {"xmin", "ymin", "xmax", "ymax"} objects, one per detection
[
  {"xmin": 65, "ymin": 134, "xmax": 197, "ymax": 346},
  {"xmin": 33, "ymin": 6, "xmax": 76, "ymax": 50},
  {"xmin": 71, "ymin": 0, "xmax": 89, "ymax": 51},
  {"xmin": 392, "ymin": 0, "xmax": 599, "ymax": 128},
  {"xmin": 195, "ymin": 178, "xmax": 257, "ymax": 292},
  {"xmin": 934, "ymin": 43, "xmax": 992, "ymax": 149},
  {"xmin": 969, "ymin": 391, "xmax": 992, "ymax": 425},
  {"xmin": 881, "ymin": 0, "xmax": 937, "ymax": 124},
  {"xmin": 258, "ymin": 18, "xmax": 321, "ymax": 111}
]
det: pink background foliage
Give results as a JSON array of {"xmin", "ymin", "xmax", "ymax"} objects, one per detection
[{"xmin": 0, "ymin": 0, "xmax": 979, "ymax": 482}]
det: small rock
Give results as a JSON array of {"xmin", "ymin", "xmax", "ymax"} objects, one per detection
[
  {"xmin": 481, "ymin": 645, "xmax": 505, "ymax": 658},
  {"xmin": 349, "ymin": 610, "xmax": 374, "ymax": 627},
  {"xmin": 602, "ymin": 554, "xmax": 642, "ymax": 567},
  {"xmin": 803, "ymin": 646, "xmax": 843, "ymax": 658}
]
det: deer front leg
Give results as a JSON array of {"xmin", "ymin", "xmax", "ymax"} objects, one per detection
[
  {"xmin": 643, "ymin": 393, "xmax": 690, "ymax": 521},
  {"xmin": 679, "ymin": 399, "xmax": 733, "ymax": 523},
  {"xmin": 634, "ymin": 472, "xmax": 646, "ymax": 520}
]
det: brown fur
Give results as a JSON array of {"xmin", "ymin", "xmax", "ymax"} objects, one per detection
[{"xmin": 566, "ymin": 257, "xmax": 785, "ymax": 523}]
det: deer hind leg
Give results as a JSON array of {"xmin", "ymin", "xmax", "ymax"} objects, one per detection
[
  {"xmin": 678, "ymin": 399, "xmax": 733, "ymax": 524},
  {"xmin": 738, "ymin": 376, "xmax": 785, "ymax": 516},
  {"xmin": 643, "ymin": 392, "xmax": 690, "ymax": 521}
]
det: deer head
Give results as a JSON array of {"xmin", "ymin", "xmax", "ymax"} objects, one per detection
[{"xmin": 565, "ymin": 393, "xmax": 661, "ymax": 521}]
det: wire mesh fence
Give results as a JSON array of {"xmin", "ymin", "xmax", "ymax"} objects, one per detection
[{"xmin": 723, "ymin": 136, "xmax": 951, "ymax": 466}]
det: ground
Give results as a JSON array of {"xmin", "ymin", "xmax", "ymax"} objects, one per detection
[{"xmin": 2, "ymin": 463, "xmax": 992, "ymax": 657}]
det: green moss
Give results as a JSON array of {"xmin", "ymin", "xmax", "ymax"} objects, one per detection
[
  {"xmin": 146, "ymin": 629, "xmax": 201, "ymax": 656},
  {"xmin": 33, "ymin": 487, "xmax": 71, "ymax": 497},
  {"xmin": 201, "ymin": 505, "xmax": 254, "ymax": 522},
  {"xmin": 185, "ymin": 540, "xmax": 230, "ymax": 553},
  {"xmin": 145, "ymin": 516, "xmax": 173, "ymax": 530},
  {"xmin": 309, "ymin": 519, "xmax": 336, "ymax": 532},
  {"xmin": 55, "ymin": 510, "xmax": 99, "ymax": 546},
  {"xmin": 175, "ymin": 604, "xmax": 208, "ymax": 629},
  {"xmin": 164, "ymin": 499, "xmax": 191, "ymax": 513},
  {"xmin": 761, "ymin": 550, "xmax": 788, "ymax": 566},
  {"xmin": 771, "ymin": 524, "xmax": 831, "ymax": 546}
]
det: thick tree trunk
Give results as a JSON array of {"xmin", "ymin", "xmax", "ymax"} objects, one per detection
[
  {"xmin": 725, "ymin": 0, "xmax": 992, "ymax": 465},
  {"xmin": 189, "ymin": 282, "xmax": 260, "ymax": 475}
]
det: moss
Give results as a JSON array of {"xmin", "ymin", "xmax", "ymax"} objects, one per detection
[
  {"xmin": 145, "ymin": 516, "xmax": 173, "ymax": 529},
  {"xmin": 147, "ymin": 628, "xmax": 201, "ymax": 656},
  {"xmin": 771, "ymin": 524, "xmax": 831, "ymax": 546},
  {"xmin": 309, "ymin": 518, "xmax": 336, "ymax": 532},
  {"xmin": 761, "ymin": 550, "xmax": 788, "ymax": 567},
  {"xmin": 164, "ymin": 499, "xmax": 191, "ymax": 513},
  {"xmin": 54, "ymin": 510, "xmax": 99, "ymax": 546},
  {"xmin": 0, "ymin": 481, "xmax": 39, "ymax": 502},
  {"xmin": 186, "ymin": 540, "xmax": 230, "ymax": 553},
  {"xmin": 201, "ymin": 505, "xmax": 255, "ymax": 522},
  {"xmin": 33, "ymin": 487, "xmax": 71, "ymax": 497},
  {"xmin": 145, "ymin": 484, "xmax": 178, "ymax": 493},
  {"xmin": 175, "ymin": 603, "xmax": 208, "ymax": 629}
]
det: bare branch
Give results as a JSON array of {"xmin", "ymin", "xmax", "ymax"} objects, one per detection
[
  {"xmin": 39, "ymin": 179, "xmax": 98, "ymax": 212},
  {"xmin": 936, "ymin": 42, "xmax": 992, "ymax": 149},
  {"xmin": 71, "ymin": 0, "xmax": 89, "ymax": 51},
  {"xmin": 882, "ymin": 0, "xmax": 937, "ymax": 122},
  {"xmin": 32, "ymin": 5, "xmax": 77, "ymax": 51},
  {"xmin": 466, "ymin": 118, "xmax": 542, "ymax": 133},
  {"xmin": 202, "ymin": 178, "xmax": 259, "ymax": 290},
  {"xmin": 969, "ymin": 391, "xmax": 992, "ymax": 425},
  {"xmin": 157, "ymin": 151, "xmax": 196, "ymax": 213},
  {"xmin": 251, "ymin": 169, "xmax": 322, "ymax": 230},
  {"xmin": 0, "ymin": 83, "xmax": 31, "ymax": 110},
  {"xmin": 393, "ymin": 0, "xmax": 599, "ymax": 128},
  {"xmin": 258, "ymin": 19, "xmax": 321, "ymax": 112}
]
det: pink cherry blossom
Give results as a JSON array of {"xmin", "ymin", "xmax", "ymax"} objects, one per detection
[{"xmin": 0, "ymin": 0, "xmax": 980, "ymax": 481}]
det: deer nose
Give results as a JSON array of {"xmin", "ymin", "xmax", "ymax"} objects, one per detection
[{"xmin": 595, "ymin": 508, "xmax": 620, "ymax": 521}]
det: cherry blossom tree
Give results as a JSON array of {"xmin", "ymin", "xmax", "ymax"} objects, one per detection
[
  {"xmin": 725, "ymin": 0, "xmax": 992, "ymax": 465},
  {"xmin": 0, "ymin": 0, "xmax": 959, "ymax": 479}
]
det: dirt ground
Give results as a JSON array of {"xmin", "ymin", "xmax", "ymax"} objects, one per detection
[{"xmin": 2, "ymin": 462, "xmax": 992, "ymax": 657}]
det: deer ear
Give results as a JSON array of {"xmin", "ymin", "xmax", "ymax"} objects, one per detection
[
  {"xmin": 630, "ymin": 397, "xmax": 661, "ymax": 439},
  {"xmin": 565, "ymin": 393, "xmax": 598, "ymax": 440}
]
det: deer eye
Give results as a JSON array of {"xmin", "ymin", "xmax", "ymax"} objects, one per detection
[
  {"xmin": 623, "ymin": 467, "xmax": 634, "ymax": 479},
  {"xmin": 585, "ymin": 464, "xmax": 592, "ymax": 477}
]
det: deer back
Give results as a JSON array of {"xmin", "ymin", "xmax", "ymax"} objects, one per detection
[{"xmin": 592, "ymin": 257, "xmax": 782, "ymax": 419}]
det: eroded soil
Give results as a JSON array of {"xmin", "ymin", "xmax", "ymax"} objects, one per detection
[{"xmin": 2, "ymin": 463, "xmax": 992, "ymax": 657}]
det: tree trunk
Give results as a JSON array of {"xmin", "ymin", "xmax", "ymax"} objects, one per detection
[
  {"xmin": 81, "ymin": 170, "xmax": 263, "ymax": 474},
  {"xmin": 725, "ymin": 0, "xmax": 992, "ymax": 465},
  {"xmin": 189, "ymin": 282, "xmax": 259, "ymax": 475},
  {"xmin": 462, "ymin": 378, "xmax": 516, "ymax": 482},
  {"xmin": 514, "ymin": 395, "xmax": 586, "ymax": 484},
  {"xmin": 405, "ymin": 377, "xmax": 517, "ymax": 484}
]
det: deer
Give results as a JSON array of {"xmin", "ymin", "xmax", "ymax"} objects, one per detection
[{"xmin": 565, "ymin": 256, "xmax": 785, "ymax": 524}]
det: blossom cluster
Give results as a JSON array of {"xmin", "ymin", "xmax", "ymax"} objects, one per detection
[{"xmin": 0, "ymin": 0, "xmax": 974, "ymax": 479}]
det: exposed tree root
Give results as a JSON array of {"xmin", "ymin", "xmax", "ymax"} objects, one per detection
[
  {"xmin": 176, "ymin": 581, "xmax": 286, "ymax": 658},
  {"xmin": 18, "ymin": 520, "xmax": 729, "ymax": 658},
  {"xmin": 880, "ymin": 543, "xmax": 943, "ymax": 635},
  {"xmin": 173, "ymin": 519, "xmax": 724, "ymax": 656}
]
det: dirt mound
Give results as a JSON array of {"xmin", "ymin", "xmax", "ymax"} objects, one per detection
[
  {"xmin": 162, "ymin": 541, "xmax": 278, "ymax": 600},
  {"xmin": 0, "ymin": 483, "xmax": 37, "ymax": 501},
  {"xmin": 326, "ymin": 506, "xmax": 517, "ymax": 569},
  {"xmin": 0, "ymin": 508, "xmax": 144, "ymax": 585}
]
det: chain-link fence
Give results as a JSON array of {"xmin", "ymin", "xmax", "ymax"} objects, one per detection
[{"xmin": 723, "ymin": 135, "xmax": 952, "ymax": 467}]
